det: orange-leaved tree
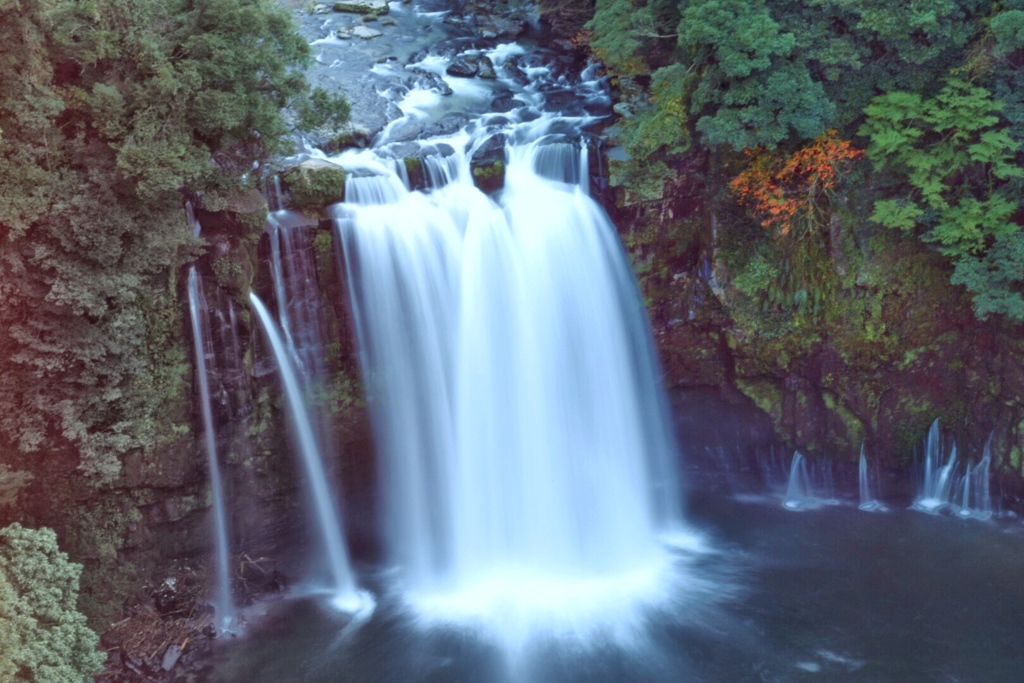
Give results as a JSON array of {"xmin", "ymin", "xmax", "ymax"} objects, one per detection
[
  {"xmin": 730, "ymin": 130, "xmax": 862, "ymax": 239},
  {"xmin": 727, "ymin": 131, "xmax": 862, "ymax": 317}
]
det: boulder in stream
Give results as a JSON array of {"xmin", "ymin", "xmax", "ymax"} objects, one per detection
[
  {"xmin": 350, "ymin": 25, "xmax": 383, "ymax": 39},
  {"xmin": 281, "ymin": 159, "xmax": 347, "ymax": 210},
  {"xmin": 333, "ymin": 0, "xmax": 388, "ymax": 14},
  {"xmin": 446, "ymin": 55, "xmax": 480, "ymax": 78}
]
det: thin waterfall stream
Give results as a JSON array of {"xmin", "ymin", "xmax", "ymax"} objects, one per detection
[
  {"xmin": 187, "ymin": 267, "xmax": 236, "ymax": 631},
  {"xmin": 250, "ymin": 293, "xmax": 367, "ymax": 611}
]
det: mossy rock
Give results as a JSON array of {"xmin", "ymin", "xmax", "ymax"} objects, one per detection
[
  {"xmin": 472, "ymin": 159, "xmax": 505, "ymax": 193},
  {"xmin": 735, "ymin": 378, "xmax": 785, "ymax": 434},
  {"xmin": 822, "ymin": 391, "xmax": 865, "ymax": 457},
  {"xmin": 404, "ymin": 156, "xmax": 425, "ymax": 191},
  {"xmin": 333, "ymin": 0, "xmax": 388, "ymax": 14},
  {"xmin": 282, "ymin": 159, "xmax": 347, "ymax": 211}
]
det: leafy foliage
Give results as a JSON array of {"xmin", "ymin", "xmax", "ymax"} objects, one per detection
[
  {"xmin": 860, "ymin": 78, "xmax": 1024, "ymax": 318},
  {"xmin": 0, "ymin": 524, "xmax": 105, "ymax": 682},
  {"xmin": 0, "ymin": 0, "xmax": 345, "ymax": 485},
  {"xmin": 625, "ymin": 64, "xmax": 693, "ymax": 159},
  {"xmin": 586, "ymin": 0, "xmax": 649, "ymax": 75},
  {"xmin": 950, "ymin": 232, "xmax": 1024, "ymax": 319},
  {"xmin": 679, "ymin": 0, "xmax": 832, "ymax": 150},
  {"xmin": 730, "ymin": 131, "xmax": 862, "ymax": 237}
]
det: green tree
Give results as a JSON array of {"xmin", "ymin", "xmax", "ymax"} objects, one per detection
[
  {"xmin": 860, "ymin": 78, "xmax": 1024, "ymax": 319},
  {"xmin": 0, "ymin": 524, "xmax": 105, "ymax": 682},
  {"xmin": 678, "ymin": 0, "xmax": 833, "ymax": 150},
  {"xmin": 587, "ymin": 0, "xmax": 648, "ymax": 75},
  {"xmin": 0, "ymin": 0, "xmax": 348, "ymax": 487}
]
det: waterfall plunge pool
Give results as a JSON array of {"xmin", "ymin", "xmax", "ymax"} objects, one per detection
[{"xmin": 209, "ymin": 482, "xmax": 1024, "ymax": 682}]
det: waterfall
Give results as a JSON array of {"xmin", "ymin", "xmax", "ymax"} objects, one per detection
[
  {"xmin": 783, "ymin": 452, "xmax": 812, "ymax": 510},
  {"xmin": 271, "ymin": 174, "xmax": 284, "ymax": 212},
  {"xmin": 913, "ymin": 420, "xmax": 959, "ymax": 513},
  {"xmin": 957, "ymin": 463, "xmax": 972, "ymax": 518},
  {"xmin": 250, "ymin": 293, "xmax": 365, "ymax": 610},
  {"xmin": 781, "ymin": 451, "xmax": 843, "ymax": 511},
  {"xmin": 187, "ymin": 267, "xmax": 236, "ymax": 631},
  {"xmin": 266, "ymin": 211, "xmax": 338, "ymax": 382},
  {"xmin": 858, "ymin": 444, "xmax": 884, "ymax": 511},
  {"xmin": 972, "ymin": 437, "xmax": 994, "ymax": 519},
  {"xmin": 858, "ymin": 446, "xmax": 871, "ymax": 509},
  {"xmin": 913, "ymin": 421, "xmax": 995, "ymax": 518},
  {"xmin": 335, "ymin": 134, "xmax": 683, "ymax": 638},
  {"xmin": 955, "ymin": 435, "xmax": 994, "ymax": 520}
]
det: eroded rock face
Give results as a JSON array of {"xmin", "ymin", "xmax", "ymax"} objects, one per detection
[{"xmin": 333, "ymin": 0, "xmax": 388, "ymax": 15}]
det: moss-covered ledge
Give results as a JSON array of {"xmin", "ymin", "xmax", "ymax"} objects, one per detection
[{"xmin": 281, "ymin": 159, "xmax": 347, "ymax": 211}]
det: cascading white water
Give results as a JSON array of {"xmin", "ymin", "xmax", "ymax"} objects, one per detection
[
  {"xmin": 958, "ymin": 463, "xmax": 973, "ymax": 517},
  {"xmin": 783, "ymin": 452, "xmax": 812, "ymax": 511},
  {"xmin": 187, "ymin": 267, "xmax": 236, "ymax": 631},
  {"xmin": 858, "ymin": 444, "xmax": 883, "ymax": 511},
  {"xmin": 335, "ymin": 133, "xmax": 684, "ymax": 641},
  {"xmin": 914, "ymin": 419, "xmax": 959, "ymax": 513},
  {"xmin": 250, "ymin": 293, "xmax": 367, "ymax": 611},
  {"xmin": 972, "ymin": 439, "xmax": 994, "ymax": 519},
  {"xmin": 912, "ymin": 420, "xmax": 995, "ymax": 518},
  {"xmin": 956, "ymin": 436, "xmax": 994, "ymax": 520}
]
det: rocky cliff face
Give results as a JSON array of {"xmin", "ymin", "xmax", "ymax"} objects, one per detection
[
  {"xmin": 599, "ymin": 156, "xmax": 1024, "ymax": 511},
  {"xmin": 53, "ymin": 198, "xmax": 378, "ymax": 635}
]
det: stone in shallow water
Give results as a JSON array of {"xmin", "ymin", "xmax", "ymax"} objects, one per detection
[
  {"xmin": 333, "ymin": 0, "xmax": 388, "ymax": 14},
  {"xmin": 491, "ymin": 94, "xmax": 519, "ymax": 113},
  {"xmin": 389, "ymin": 120, "xmax": 424, "ymax": 143},
  {"xmin": 613, "ymin": 102, "xmax": 634, "ymax": 118},
  {"xmin": 422, "ymin": 113, "xmax": 470, "ymax": 137},
  {"xmin": 409, "ymin": 68, "xmax": 453, "ymax": 96},
  {"xmin": 446, "ymin": 55, "xmax": 479, "ymax": 78},
  {"xmin": 350, "ymin": 24, "xmax": 383, "ymax": 39},
  {"xmin": 477, "ymin": 55, "xmax": 497, "ymax": 79}
]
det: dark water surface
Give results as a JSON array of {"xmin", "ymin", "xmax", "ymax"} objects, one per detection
[{"xmin": 212, "ymin": 489, "xmax": 1024, "ymax": 682}]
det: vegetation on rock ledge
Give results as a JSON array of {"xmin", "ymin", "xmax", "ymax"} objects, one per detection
[
  {"xmin": 560, "ymin": 0, "xmax": 1024, "ymax": 476},
  {"xmin": 0, "ymin": 0, "xmax": 351, "ymax": 628}
]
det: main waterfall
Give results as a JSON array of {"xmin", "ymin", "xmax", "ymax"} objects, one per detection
[{"xmin": 333, "ymin": 133, "xmax": 685, "ymax": 639}]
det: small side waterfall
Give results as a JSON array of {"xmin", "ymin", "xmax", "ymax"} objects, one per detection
[
  {"xmin": 250, "ymin": 293, "xmax": 365, "ymax": 610},
  {"xmin": 957, "ymin": 463, "xmax": 973, "ymax": 517},
  {"xmin": 858, "ymin": 445, "xmax": 884, "ymax": 511},
  {"xmin": 187, "ymin": 267, "xmax": 236, "ymax": 631},
  {"xmin": 914, "ymin": 419, "xmax": 958, "ymax": 512},
  {"xmin": 913, "ymin": 420, "xmax": 994, "ymax": 518},
  {"xmin": 973, "ymin": 442, "xmax": 994, "ymax": 519},
  {"xmin": 783, "ymin": 452, "xmax": 812, "ymax": 510},
  {"xmin": 956, "ymin": 436, "xmax": 994, "ymax": 520},
  {"xmin": 782, "ymin": 451, "xmax": 842, "ymax": 510}
]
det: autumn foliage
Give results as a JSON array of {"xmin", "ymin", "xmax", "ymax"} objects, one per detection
[{"xmin": 730, "ymin": 131, "xmax": 862, "ymax": 237}]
